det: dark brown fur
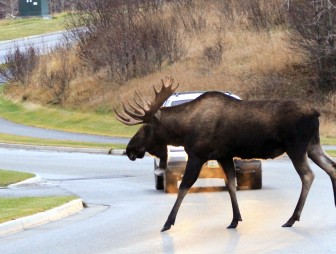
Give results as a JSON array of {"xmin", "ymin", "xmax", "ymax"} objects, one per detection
[{"xmin": 126, "ymin": 92, "xmax": 336, "ymax": 231}]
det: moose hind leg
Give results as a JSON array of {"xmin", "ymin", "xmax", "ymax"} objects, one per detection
[
  {"xmin": 161, "ymin": 157, "xmax": 204, "ymax": 232},
  {"xmin": 283, "ymin": 153, "xmax": 315, "ymax": 227},
  {"xmin": 219, "ymin": 159, "xmax": 242, "ymax": 229},
  {"xmin": 308, "ymin": 143, "xmax": 336, "ymax": 206}
]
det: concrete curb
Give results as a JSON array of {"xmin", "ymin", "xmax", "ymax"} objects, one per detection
[
  {"xmin": 0, "ymin": 199, "xmax": 84, "ymax": 237},
  {"xmin": 8, "ymin": 175, "xmax": 44, "ymax": 188}
]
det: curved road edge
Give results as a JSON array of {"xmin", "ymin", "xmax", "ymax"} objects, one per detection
[
  {"xmin": 0, "ymin": 198, "xmax": 84, "ymax": 237},
  {"xmin": 0, "ymin": 142, "xmax": 126, "ymax": 155},
  {"xmin": 0, "ymin": 118, "xmax": 130, "ymax": 145}
]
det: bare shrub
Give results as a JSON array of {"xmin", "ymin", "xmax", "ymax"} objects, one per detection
[
  {"xmin": 38, "ymin": 47, "xmax": 77, "ymax": 105},
  {"xmin": 66, "ymin": 0, "xmax": 185, "ymax": 84},
  {"xmin": 0, "ymin": 0, "xmax": 18, "ymax": 17},
  {"xmin": 215, "ymin": 0, "xmax": 288, "ymax": 30},
  {"xmin": 136, "ymin": 14, "xmax": 183, "ymax": 72},
  {"xmin": 320, "ymin": 91, "xmax": 336, "ymax": 117},
  {"xmin": 288, "ymin": 0, "xmax": 336, "ymax": 92},
  {"xmin": 0, "ymin": 45, "xmax": 39, "ymax": 85},
  {"xmin": 170, "ymin": 0, "xmax": 208, "ymax": 33},
  {"xmin": 197, "ymin": 30, "xmax": 225, "ymax": 76},
  {"xmin": 50, "ymin": 0, "xmax": 78, "ymax": 13},
  {"xmin": 203, "ymin": 40, "xmax": 223, "ymax": 67},
  {"xmin": 320, "ymin": 91, "xmax": 336, "ymax": 136}
]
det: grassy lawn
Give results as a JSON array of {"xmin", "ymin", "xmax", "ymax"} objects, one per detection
[
  {"xmin": 0, "ymin": 13, "xmax": 67, "ymax": 41},
  {"xmin": 0, "ymin": 169, "xmax": 77, "ymax": 224},
  {"xmin": 0, "ymin": 94, "xmax": 138, "ymax": 138},
  {"xmin": 328, "ymin": 150, "xmax": 336, "ymax": 157},
  {"xmin": 0, "ymin": 169, "xmax": 35, "ymax": 187},
  {"xmin": 0, "ymin": 93, "xmax": 129, "ymax": 149},
  {"xmin": 0, "ymin": 196, "xmax": 77, "ymax": 223},
  {"xmin": 321, "ymin": 136, "xmax": 336, "ymax": 146},
  {"xmin": 0, "ymin": 133, "xmax": 126, "ymax": 150}
]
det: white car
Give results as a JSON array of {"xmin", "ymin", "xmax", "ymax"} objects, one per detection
[{"xmin": 154, "ymin": 91, "xmax": 262, "ymax": 193}]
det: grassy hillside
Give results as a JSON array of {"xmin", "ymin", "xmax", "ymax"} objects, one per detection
[
  {"xmin": 1, "ymin": 0, "xmax": 335, "ymax": 138},
  {"xmin": 0, "ymin": 91, "xmax": 137, "ymax": 137},
  {"xmin": 0, "ymin": 13, "xmax": 67, "ymax": 41}
]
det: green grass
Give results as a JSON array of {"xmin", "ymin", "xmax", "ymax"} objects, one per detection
[
  {"xmin": 0, "ymin": 171, "xmax": 78, "ymax": 225},
  {"xmin": 0, "ymin": 94, "xmax": 138, "ymax": 138},
  {"xmin": 0, "ymin": 196, "xmax": 77, "ymax": 223},
  {"xmin": 0, "ymin": 169, "xmax": 35, "ymax": 187},
  {"xmin": 328, "ymin": 150, "xmax": 336, "ymax": 157},
  {"xmin": 321, "ymin": 136, "xmax": 336, "ymax": 146},
  {"xmin": 0, "ymin": 133, "xmax": 126, "ymax": 150},
  {"xmin": 0, "ymin": 13, "xmax": 68, "ymax": 41}
]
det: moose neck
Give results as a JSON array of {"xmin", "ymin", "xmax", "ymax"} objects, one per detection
[{"xmin": 156, "ymin": 108, "xmax": 186, "ymax": 147}]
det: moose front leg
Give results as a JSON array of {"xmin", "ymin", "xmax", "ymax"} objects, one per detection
[
  {"xmin": 161, "ymin": 157, "xmax": 204, "ymax": 232},
  {"xmin": 219, "ymin": 159, "xmax": 242, "ymax": 228}
]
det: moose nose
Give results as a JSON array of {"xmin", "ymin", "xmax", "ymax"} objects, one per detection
[{"xmin": 128, "ymin": 152, "xmax": 137, "ymax": 161}]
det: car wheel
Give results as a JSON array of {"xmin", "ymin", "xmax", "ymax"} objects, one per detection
[
  {"xmin": 235, "ymin": 159, "xmax": 262, "ymax": 190},
  {"xmin": 154, "ymin": 160, "xmax": 164, "ymax": 190},
  {"xmin": 155, "ymin": 174, "xmax": 164, "ymax": 190}
]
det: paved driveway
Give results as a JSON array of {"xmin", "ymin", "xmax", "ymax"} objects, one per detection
[{"xmin": 0, "ymin": 148, "xmax": 335, "ymax": 253}]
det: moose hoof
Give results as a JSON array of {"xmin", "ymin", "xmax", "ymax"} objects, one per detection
[
  {"xmin": 282, "ymin": 216, "xmax": 299, "ymax": 227},
  {"xmin": 282, "ymin": 219, "xmax": 296, "ymax": 227},
  {"xmin": 227, "ymin": 217, "xmax": 242, "ymax": 229},
  {"xmin": 227, "ymin": 222, "xmax": 238, "ymax": 229},
  {"xmin": 282, "ymin": 222, "xmax": 294, "ymax": 227},
  {"xmin": 161, "ymin": 224, "xmax": 172, "ymax": 232}
]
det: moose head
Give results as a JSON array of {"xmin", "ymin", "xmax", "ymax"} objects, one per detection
[{"xmin": 114, "ymin": 77, "xmax": 179, "ymax": 167}]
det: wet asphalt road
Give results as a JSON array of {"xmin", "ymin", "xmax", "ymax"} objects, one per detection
[
  {"xmin": 0, "ymin": 149, "xmax": 335, "ymax": 253},
  {"xmin": 0, "ymin": 31, "xmax": 66, "ymax": 64}
]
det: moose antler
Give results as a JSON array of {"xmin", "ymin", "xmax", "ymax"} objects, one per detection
[{"xmin": 114, "ymin": 77, "xmax": 179, "ymax": 125}]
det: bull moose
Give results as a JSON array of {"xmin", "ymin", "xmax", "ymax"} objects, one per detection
[{"xmin": 114, "ymin": 77, "xmax": 336, "ymax": 232}]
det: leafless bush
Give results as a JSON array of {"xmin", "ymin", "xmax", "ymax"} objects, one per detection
[
  {"xmin": 215, "ymin": 0, "xmax": 288, "ymax": 30},
  {"xmin": 38, "ymin": 47, "xmax": 76, "ymax": 105},
  {"xmin": 0, "ymin": 45, "xmax": 39, "ymax": 85},
  {"xmin": 136, "ymin": 14, "xmax": 183, "ymax": 72},
  {"xmin": 50, "ymin": 0, "xmax": 79, "ymax": 13},
  {"xmin": 0, "ymin": 0, "xmax": 18, "ymax": 17},
  {"xmin": 66, "ymin": 0, "xmax": 184, "ymax": 84},
  {"xmin": 170, "ymin": 0, "xmax": 208, "ymax": 33},
  {"xmin": 203, "ymin": 37, "xmax": 224, "ymax": 67},
  {"xmin": 288, "ymin": 0, "xmax": 336, "ymax": 92}
]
